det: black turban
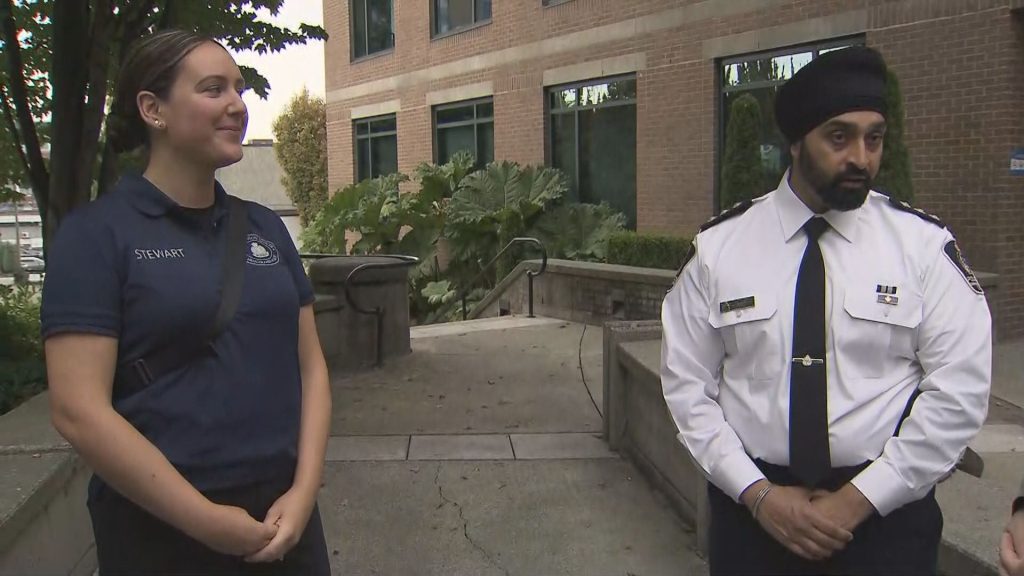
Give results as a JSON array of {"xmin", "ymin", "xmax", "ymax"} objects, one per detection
[{"xmin": 775, "ymin": 46, "xmax": 888, "ymax": 142}]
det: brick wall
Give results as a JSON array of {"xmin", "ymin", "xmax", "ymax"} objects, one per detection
[{"xmin": 323, "ymin": 0, "xmax": 1024, "ymax": 339}]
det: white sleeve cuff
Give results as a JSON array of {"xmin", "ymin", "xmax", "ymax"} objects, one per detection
[
  {"xmin": 713, "ymin": 451, "xmax": 766, "ymax": 502},
  {"xmin": 850, "ymin": 460, "xmax": 921, "ymax": 516}
]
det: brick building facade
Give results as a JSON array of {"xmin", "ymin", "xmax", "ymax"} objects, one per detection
[{"xmin": 323, "ymin": 0, "xmax": 1024, "ymax": 339}]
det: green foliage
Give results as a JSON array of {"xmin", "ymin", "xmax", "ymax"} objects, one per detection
[
  {"xmin": 272, "ymin": 88, "xmax": 327, "ymax": 226},
  {"xmin": 530, "ymin": 203, "xmax": 626, "ymax": 262},
  {"xmin": 606, "ymin": 231, "xmax": 692, "ymax": 271},
  {"xmin": 874, "ymin": 69, "xmax": 913, "ymax": 203},
  {"xmin": 720, "ymin": 93, "xmax": 765, "ymax": 209},
  {"xmin": 415, "ymin": 151, "xmax": 475, "ymax": 200},
  {"xmin": 301, "ymin": 172, "xmax": 410, "ymax": 255},
  {"xmin": 302, "ymin": 158, "xmax": 627, "ymax": 325},
  {"xmin": 445, "ymin": 161, "xmax": 567, "ymax": 281},
  {"xmin": 0, "ymin": 284, "xmax": 45, "ymax": 415}
]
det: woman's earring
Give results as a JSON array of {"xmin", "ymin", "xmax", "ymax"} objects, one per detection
[{"xmin": 155, "ymin": 120, "xmax": 165, "ymax": 129}]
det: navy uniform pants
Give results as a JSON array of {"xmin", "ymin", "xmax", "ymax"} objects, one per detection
[
  {"xmin": 89, "ymin": 475, "xmax": 331, "ymax": 576},
  {"xmin": 708, "ymin": 460, "xmax": 942, "ymax": 576}
]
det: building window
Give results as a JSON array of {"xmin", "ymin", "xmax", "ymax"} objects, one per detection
[
  {"xmin": 354, "ymin": 114, "xmax": 398, "ymax": 182},
  {"xmin": 718, "ymin": 38, "xmax": 863, "ymax": 207},
  {"xmin": 433, "ymin": 99, "xmax": 494, "ymax": 168},
  {"xmin": 547, "ymin": 76, "xmax": 637, "ymax": 229},
  {"xmin": 352, "ymin": 0, "xmax": 393, "ymax": 59},
  {"xmin": 433, "ymin": 0, "xmax": 491, "ymax": 37}
]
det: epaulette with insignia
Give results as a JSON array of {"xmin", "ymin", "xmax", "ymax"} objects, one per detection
[
  {"xmin": 887, "ymin": 197, "xmax": 945, "ymax": 228},
  {"xmin": 698, "ymin": 199, "xmax": 754, "ymax": 233}
]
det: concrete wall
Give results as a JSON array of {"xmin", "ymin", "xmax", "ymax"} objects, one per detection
[
  {"xmin": 602, "ymin": 321, "xmax": 711, "ymax": 557},
  {"xmin": 473, "ymin": 260, "xmax": 676, "ymax": 324},
  {"xmin": 0, "ymin": 394, "xmax": 94, "ymax": 576},
  {"xmin": 323, "ymin": 0, "xmax": 1024, "ymax": 340}
]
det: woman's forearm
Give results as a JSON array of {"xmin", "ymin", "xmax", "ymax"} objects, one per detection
[
  {"xmin": 293, "ymin": 361, "xmax": 331, "ymax": 496},
  {"xmin": 54, "ymin": 403, "xmax": 216, "ymax": 540}
]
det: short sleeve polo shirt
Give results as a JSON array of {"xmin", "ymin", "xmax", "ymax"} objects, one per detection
[{"xmin": 41, "ymin": 174, "xmax": 315, "ymax": 497}]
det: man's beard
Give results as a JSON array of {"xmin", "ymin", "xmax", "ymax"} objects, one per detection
[{"xmin": 797, "ymin": 151, "xmax": 871, "ymax": 211}]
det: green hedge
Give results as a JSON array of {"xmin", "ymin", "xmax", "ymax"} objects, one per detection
[
  {"xmin": 605, "ymin": 231, "xmax": 691, "ymax": 271},
  {"xmin": 0, "ymin": 285, "xmax": 45, "ymax": 415}
]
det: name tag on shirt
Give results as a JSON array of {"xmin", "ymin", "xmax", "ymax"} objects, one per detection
[{"xmin": 719, "ymin": 296, "xmax": 755, "ymax": 313}]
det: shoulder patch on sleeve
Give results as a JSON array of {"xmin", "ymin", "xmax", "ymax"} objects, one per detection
[
  {"xmin": 675, "ymin": 242, "xmax": 696, "ymax": 279},
  {"xmin": 887, "ymin": 197, "xmax": 945, "ymax": 228},
  {"xmin": 943, "ymin": 239, "xmax": 984, "ymax": 295},
  {"xmin": 699, "ymin": 199, "xmax": 754, "ymax": 233}
]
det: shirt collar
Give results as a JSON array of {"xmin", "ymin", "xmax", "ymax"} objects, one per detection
[
  {"xmin": 120, "ymin": 173, "xmax": 229, "ymax": 220},
  {"xmin": 774, "ymin": 170, "xmax": 861, "ymax": 244}
]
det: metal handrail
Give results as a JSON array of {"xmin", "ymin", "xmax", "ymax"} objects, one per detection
[
  {"xmin": 343, "ymin": 254, "xmax": 419, "ymax": 368},
  {"xmin": 458, "ymin": 237, "xmax": 547, "ymax": 321},
  {"xmin": 302, "ymin": 253, "xmax": 418, "ymax": 368}
]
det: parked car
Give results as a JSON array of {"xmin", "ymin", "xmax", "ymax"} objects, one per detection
[{"xmin": 19, "ymin": 256, "xmax": 44, "ymax": 272}]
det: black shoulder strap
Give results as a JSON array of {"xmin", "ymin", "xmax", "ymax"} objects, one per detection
[
  {"xmin": 699, "ymin": 199, "xmax": 754, "ymax": 233},
  {"xmin": 208, "ymin": 196, "xmax": 248, "ymax": 339},
  {"xmin": 115, "ymin": 196, "xmax": 249, "ymax": 397},
  {"xmin": 887, "ymin": 197, "xmax": 945, "ymax": 228}
]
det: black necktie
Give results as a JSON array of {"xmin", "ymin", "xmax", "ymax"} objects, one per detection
[{"xmin": 789, "ymin": 217, "xmax": 831, "ymax": 487}]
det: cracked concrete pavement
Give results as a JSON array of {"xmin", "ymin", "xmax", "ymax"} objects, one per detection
[{"xmin": 317, "ymin": 318, "xmax": 707, "ymax": 576}]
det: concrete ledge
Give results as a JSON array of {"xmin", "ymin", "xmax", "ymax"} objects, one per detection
[
  {"xmin": 0, "ymin": 393, "xmax": 94, "ymax": 576},
  {"xmin": 703, "ymin": 9, "xmax": 867, "ymax": 59},
  {"xmin": 408, "ymin": 434, "xmax": 514, "ymax": 460},
  {"xmin": 543, "ymin": 53, "xmax": 646, "ymax": 87},
  {"xmin": 603, "ymin": 329, "xmax": 712, "ymax": 556},
  {"xmin": 510, "ymin": 433, "xmax": 616, "ymax": 460},
  {"xmin": 350, "ymin": 99, "xmax": 401, "ymax": 120},
  {"xmin": 326, "ymin": 435, "xmax": 409, "ymax": 462},
  {"xmin": 470, "ymin": 259, "xmax": 675, "ymax": 325},
  {"xmin": 425, "ymin": 82, "xmax": 493, "ymax": 106}
]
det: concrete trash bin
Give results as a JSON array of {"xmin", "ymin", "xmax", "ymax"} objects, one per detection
[{"xmin": 308, "ymin": 256, "xmax": 416, "ymax": 374}]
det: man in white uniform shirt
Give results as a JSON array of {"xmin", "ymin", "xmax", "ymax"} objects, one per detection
[{"xmin": 661, "ymin": 46, "xmax": 991, "ymax": 575}]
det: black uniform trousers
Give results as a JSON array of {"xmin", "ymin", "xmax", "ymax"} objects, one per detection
[
  {"xmin": 708, "ymin": 460, "xmax": 942, "ymax": 576},
  {"xmin": 89, "ymin": 474, "xmax": 331, "ymax": 576}
]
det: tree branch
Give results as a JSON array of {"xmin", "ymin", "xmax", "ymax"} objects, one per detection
[
  {"xmin": 0, "ymin": 85, "xmax": 30, "ymax": 178},
  {"xmin": 0, "ymin": 0, "xmax": 49, "ymax": 203}
]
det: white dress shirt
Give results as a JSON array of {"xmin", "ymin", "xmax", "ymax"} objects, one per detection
[{"xmin": 660, "ymin": 174, "xmax": 992, "ymax": 516}]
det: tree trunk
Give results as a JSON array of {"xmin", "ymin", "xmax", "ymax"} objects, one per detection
[
  {"xmin": 75, "ymin": 0, "xmax": 114, "ymax": 205},
  {"xmin": 46, "ymin": 0, "xmax": 90, "ymax": 247}
]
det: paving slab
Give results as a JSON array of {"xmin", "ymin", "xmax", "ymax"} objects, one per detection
[
  {"xmin": 332, "ymin": 320, "xmax": 603, "ymax": 436},
  {"xmin": 937, "ymin": 453, "xmax": 1022, "ymax": 576},
  {"xmin": 991, "ymin": 338, "xmax": 1024, "ymax": 409},
  {"xmin": 410, "ymin": 316, "xmax": 566, "ymax": 339},
  {"xmin": 972, "ymin": 424, "xmax": 1024, "ymax": 454},
  {"xmin": 325, "ymin": 436, "xmax": 409, "ymax": 462},
  {"xmin": 318, "ymin": 459, "xmax": 707, "ymax": 576},
  {"xmin": 510, "ymin": 433, "xmax": 617, "ymax": 460},
  {"xmin": 409, "ymin": 434, "xmax": 514, "ymax": 461}
]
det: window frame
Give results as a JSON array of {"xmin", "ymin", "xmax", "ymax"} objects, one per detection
[
  {"xmin": 545, "ymin": 74, "xmax": 639, "ymax": 207},
  {"xmin": 431, "ymin": 97, "xmax": 495, "ymax": 168},
  {"xmin": 353, "ymin": 113, "xmax": 399, "ymax": 182},
  {"xmin": 714, "ymin": 36, "xmax": 864, "ymax": 212},
  {"xmin": 431, "ymin": 0, "xmax": 493, "ymax": 40},
  {"xmin": 350, "ymin": 0, "xmax": 395, "ymax": 62}
]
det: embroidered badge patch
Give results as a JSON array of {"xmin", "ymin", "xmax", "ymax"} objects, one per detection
[
  {"xmin": 246, "ymin": 234, "xmax": 280, "ymax": 266},
  {"xmin": 943, "ymin": 239, "xmax": 983, "ymax": 295}
]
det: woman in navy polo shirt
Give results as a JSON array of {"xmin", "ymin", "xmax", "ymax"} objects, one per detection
[{"xmin": 41, "ymin": 29, "xmax": 332, "ymax": 574}]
